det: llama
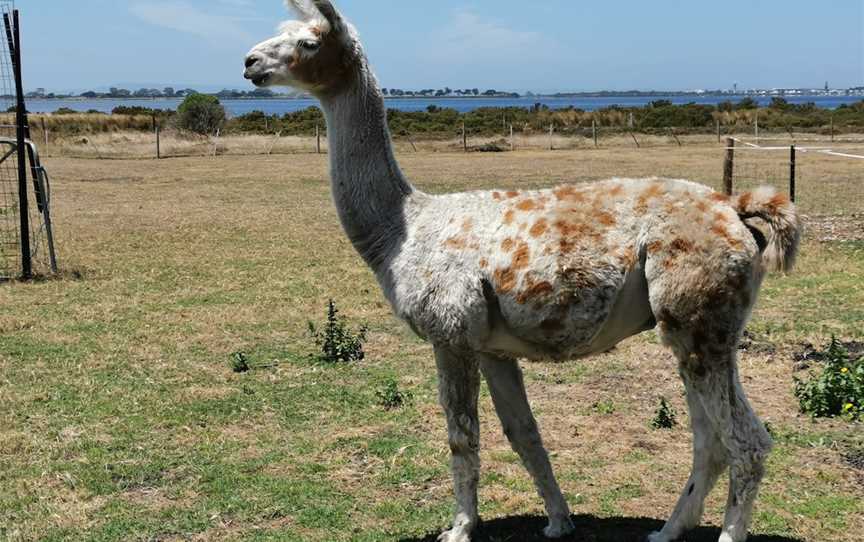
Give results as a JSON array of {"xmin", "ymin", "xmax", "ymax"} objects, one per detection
[{"xmin": 244, "ymin": 3, "xmax": 801, "ymax": 541}]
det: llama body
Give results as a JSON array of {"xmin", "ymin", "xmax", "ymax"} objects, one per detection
[
  {"xmin": 245, "ymin": 3, "xmax": 801, "ymax": 542},
  {"xmin": 388, "ymin": 178, "xmax": 759, "ymax": 360}
]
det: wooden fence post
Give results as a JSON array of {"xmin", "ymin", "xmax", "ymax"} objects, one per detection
[
  {"xmin": 789, "ymin": 144, "xmax": 796, "ymax": 202},
  {"xmin": 830, "ymin": 116, "xmax": 834, "ymax": 142},
  {"xmin": 592, "ymin": 119, "xmax": 598, "ymax": 147},
  {"xmin": 723, "ymin": 137, "xmax": 735, "ymax": 195},
  {"xmin": 716, "ymin": 118, "xmax": 721, "ymax": 143},
  {"xmin": 549, "ymin": 123, "xmax": 554, "ymax": 150},
  {"xmin": 755, "ymin": 113, "xmax": 759, "ymax": 142},
  {"xmin": 41, "ymin": 116, "xmax": 47, "ymax": 146},
  {"xmin": 462, "ymin": 122, "xmax": 467, "ymax": 152},
  {"xmin": 509, "ymin": 124, "xmax": 514, "ymax": 152},
  {"xmin": 316, "ymin": 123, "xmax": 321, "ymax": 154},
  {"xmin": 155, "ymin": 125, "xmax": 160, "ymax": 159}
]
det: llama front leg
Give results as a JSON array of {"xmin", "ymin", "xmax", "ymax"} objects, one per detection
[
  {"xmin": 435, "ymin": 346, "xmax": 481, "ymax": 542},
  {"xmin": 479, "ymin": 355, "xmax": 574, "ymax": 539}
]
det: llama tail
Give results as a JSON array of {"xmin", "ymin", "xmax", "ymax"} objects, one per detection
[{"xmin": 734, "ymin": 186, "xmax": 801, "ymax": 273}]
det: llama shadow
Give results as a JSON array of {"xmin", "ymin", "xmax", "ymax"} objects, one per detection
[{"xmin": 398, "ymin": 514, "xmax": 804, "ymax": 542}]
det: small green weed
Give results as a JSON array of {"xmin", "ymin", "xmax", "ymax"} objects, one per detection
[
  {"xmin": 794, "ymin": 337, "xmax": 864, "ymax": 421},
  {"xmin": 651, "ymin": 397, "xmax": 677, "ymax": 429},
  {"xmin": 592, "ymin": 399, "xmax": 617, "ymax": 415},
  {"xmin": 376, "ymin": 378, "xmax": 413, "ymax": 410},
  {"xmin": 229, "ymin": 351, "xmax": 277, "ymax": 373},
  {"xmin": 308, "ymin": 300, "xmax": 368, "ymax": 364},
  {"xmin": 231, "ymin": 351, "xmax": 250, "ymax": 373}
]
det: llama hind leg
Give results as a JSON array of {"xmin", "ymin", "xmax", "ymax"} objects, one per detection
[
  {"xmin": 434, "ymin": 346, "xmax": 482, "ymax": 542},
  {"xmin": 716, "ymin": 368, "xmax": 772, "ymax": 542},
  {"xmin": 686, "ymin": 357, "xmax": 771, "ymax": 542},
  {"xmin": 648, "ymin": 370, "xmax": 728, "ymax": 542},
  {"xmin": 479, "ymin": 355, "xmax": 574, "ymax": 539}
]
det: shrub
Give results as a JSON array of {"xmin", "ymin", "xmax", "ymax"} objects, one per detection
[
  {"xmin": 177, "ymin": 93, "xmax": 226, "ymax": 135},
  {"xmin": 308, "ymin": 300, "xmax": 368, "ymax": 363},
  {"xmin": 794, "ymin": 337, "xmax": 864, "ymax": 421},
  {"xmin": 230, "ymin": 351, "xmax": 250, "ymax": 373},
  {"xmin": 376, "ymin": 378, "xmax": 413, "ymax": 410},
  {"xmin": 651, "ymin": 397, "xmax": 677, "ymax": 429}
]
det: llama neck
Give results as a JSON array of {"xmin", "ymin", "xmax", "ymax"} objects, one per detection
[{"xmin": 319, "ymin": 64, "xmax": 413, "ymax": 270}]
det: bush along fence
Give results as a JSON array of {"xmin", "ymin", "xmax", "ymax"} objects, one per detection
[{"xmin": 15, "ymin": 98, "xmax": 864, "ymax": 145}]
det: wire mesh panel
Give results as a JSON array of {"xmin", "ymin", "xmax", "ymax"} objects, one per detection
[
  {"xmin": 0, "ymin": 1, "xmax": 57, "ymax": 279},
  {"xmin": 0, "ymin": 0, "xmax": 18, "ymax": 278},
  {"xmin": 728, "ymin": 139, "xmax": 864, "ymax": 242}
]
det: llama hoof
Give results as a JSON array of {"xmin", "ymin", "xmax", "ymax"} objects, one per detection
[
  {"xmin": 646, "ymin": 532, "xmax": 672, "ymax": 542},
  {"xmin": 437, "ymin": 528, "xmax": 472, "ymax": 542},
  {"xmin": 543, "ymin": 516, "xmax": 575, "ymax": 538}
]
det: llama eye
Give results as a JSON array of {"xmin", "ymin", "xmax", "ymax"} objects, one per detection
[{"xmin": 299, "ymin": 40, "xmax": 320, "ymax": 51}]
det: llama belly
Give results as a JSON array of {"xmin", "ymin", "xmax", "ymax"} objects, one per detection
[{"xmin": 482, "ymin": 266, "xmax": 654, "ymax": 361}]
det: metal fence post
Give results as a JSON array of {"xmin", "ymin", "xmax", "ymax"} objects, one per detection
[
  {"xmin": 789, "ymin": 144, "xmax": 796, "ymax": 203},
  {"xmin": 723, "ymin": 137, "xmax": 735, "ymax": 196}
]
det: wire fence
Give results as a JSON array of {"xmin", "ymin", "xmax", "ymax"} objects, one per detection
[
  {"xmin": 724, "ymin": 137, "xmax": 863, "ymax": 242},
  {"xmin": 0, "ymin": 1, "xmax": 55, "ymax": 279}
]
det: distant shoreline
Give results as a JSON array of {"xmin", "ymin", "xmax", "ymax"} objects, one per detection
[
  {"xmin": 22, "ymin": 94, "xmax": 863, "ymax": 116},
  {"xmin": 26, "ymin": 92, "xmax": 864, "ymax": 101}
]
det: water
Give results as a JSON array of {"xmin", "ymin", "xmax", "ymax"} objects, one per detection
[{"xmin": 25, "ymin": 94, "xmax": 862, "ymax": 116}]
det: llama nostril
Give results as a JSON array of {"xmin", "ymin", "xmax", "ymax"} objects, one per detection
[{"xmin": 245, "ymin": 55, "xmax": 259, "ymax": 69}]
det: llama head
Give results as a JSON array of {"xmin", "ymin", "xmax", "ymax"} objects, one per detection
[{"xmin": 244, "ymin": 1, "xmax": 361, "ymax": 96}]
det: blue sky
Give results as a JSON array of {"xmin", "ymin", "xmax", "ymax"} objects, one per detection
[{"xmin": 21, "ymin": 0, "xmax": 864, "ymax": 93}]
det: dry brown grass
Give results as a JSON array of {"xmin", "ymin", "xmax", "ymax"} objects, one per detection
[{"xmin": 0, "ymin": 146, "xmax": 861, "ymax": 541}]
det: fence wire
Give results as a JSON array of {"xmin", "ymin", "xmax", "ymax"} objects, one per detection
[
  {"xmin": 728, "ymin": 138, "xmax": 863, "ymax": 242},
  {"xmin": 0, "ymin": 1, "xmax": 55, "ymax": 279}
]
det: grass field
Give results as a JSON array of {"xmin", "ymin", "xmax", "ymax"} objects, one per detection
[{"xmin": 1, "ymin": 141, "xmax": 862, "ymax": 542}]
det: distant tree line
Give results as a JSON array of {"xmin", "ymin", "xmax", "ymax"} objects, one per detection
[{"xmin": 21, "ymin": 97, "xmax": 864, "ymax": 138}]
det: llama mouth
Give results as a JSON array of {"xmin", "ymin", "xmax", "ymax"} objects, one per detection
[{"xmin": 251, "ymin": 73, "xmax": 271, "ymax": 86}]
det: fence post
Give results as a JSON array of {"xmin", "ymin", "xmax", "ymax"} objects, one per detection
[
  {"xmin": 549, "ymin": 123, "xmax": 554, "ymax": 150},
  {"xmin": 789, "ymin": 144, "xmax": 796, "ymax": 203},
  {"xmin": 41, "ymin": 116, "xmax": 47, "ymax": 146},
  {"xmin": 629, "ymin": 131, "xmax": 640, "ymax": 148},
  {"xmin": 830, "ymin": 116, "xmax": 834, "ymax": 142},
  {"xmin": 755, "ymin": 112, "xmax": 759, "ymax": 142},
  {"xmin": 509, "ymin": 123, "xmax": 514, "ymax": 152},
  {"xmin": 155, "ymin": 125, "xmax": 160, "ymax": 159},
  {"xmin": 716, "ymin": 118, "xmax": 721, "ymax": 143},
  {"xmin": 462, "ymin": 122, "xmax": 467, "ymax": 152},
  {"xmin": 316, "ymin": 123, "xmax": 321, "ymax": 154},
  {"xmin": 723, "ymin": 137, "xmax": 735, "ymax": 196},
  {"xmin": 592, "ymin": 119, "xmax": 598, "ymax": 147}
]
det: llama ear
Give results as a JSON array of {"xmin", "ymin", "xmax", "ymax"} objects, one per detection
[
  {"xmin": 310, "ymin": 0, "xmax": 345, "ymax": 34},
  {"xmin": 284, "ymin": 0, "xmax": 317, "ymax": 20}
]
